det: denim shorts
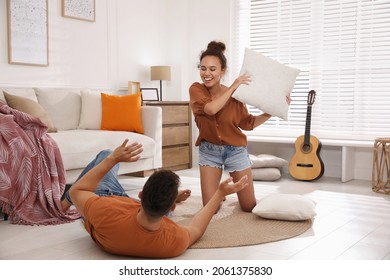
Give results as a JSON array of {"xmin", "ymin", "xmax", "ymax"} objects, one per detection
[{"xmin": 199, "ymin": 140, "xmax": 251, "ymax": 173}]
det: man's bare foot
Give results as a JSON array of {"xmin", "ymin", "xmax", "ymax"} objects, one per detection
[{"xmin": 176, "ymin": 189, "xmax": 191, "ymax": 203}]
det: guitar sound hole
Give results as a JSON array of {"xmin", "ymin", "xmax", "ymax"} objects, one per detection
[{"xmin": 302, "ymin": 144, "xmax": 311, "ymax": 153}]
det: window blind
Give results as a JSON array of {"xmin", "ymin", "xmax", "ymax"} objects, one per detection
[{"xmin": 231, "ymin": 0, "xmax": 390, "ymax": 140}]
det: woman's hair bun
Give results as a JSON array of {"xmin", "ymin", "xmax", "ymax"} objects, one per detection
[
  {"xmin": 199, "ymin": 40, "xmax": 228, "ymax": 70},
  {"xmin": 207, "ymin": 41, "xmax": 226, "ymax": 53}
]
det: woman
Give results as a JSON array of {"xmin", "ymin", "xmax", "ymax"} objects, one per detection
[{"xmin": 189, "ymin": 41, "xmax": 290, "ymax": 212}]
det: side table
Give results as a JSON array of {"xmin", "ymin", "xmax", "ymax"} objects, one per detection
[
  {"xmin": 144, "ymin": 101, "xmax": 192, "ymax": 171},
  {"xmin": 372, "ymin": 137, "xmax": 390, "ymax": 194}
]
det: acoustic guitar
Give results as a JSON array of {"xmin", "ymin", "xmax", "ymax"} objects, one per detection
[{"xmin": 289, "ymin": 90, "xmax": 324, "ymax": 181}]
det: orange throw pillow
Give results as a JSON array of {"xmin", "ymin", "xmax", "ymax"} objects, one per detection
[{"xmin": 100, "ymin": 92, "xmax": 144, "ymax": 134}]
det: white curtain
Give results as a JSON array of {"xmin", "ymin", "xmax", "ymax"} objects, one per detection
[{"xmin": 231, "ymin": 0, "xmax": 390, "ymax": 140}]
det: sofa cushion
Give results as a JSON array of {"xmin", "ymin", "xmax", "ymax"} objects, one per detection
[
  {"xmin": 78, "ymin": 89, "xmax": 102, "ymax": 130},
  {"xmin": 34, "ymin": 88, "xmax": 82, "ymax": 130},
  {"xmin": 101, "ymin": 92, "xmax": 144, "ymax": 134},
  {"xmin": 49, "ymin": 130, "xmax": 155, "ymax": 170},
  {"xmin": 3, "ymin": 91, "xmax": 57, "ymax": 132},
  {"xmin": 1, "ymin": 88, "xmax": 38, "ymax": 102}
]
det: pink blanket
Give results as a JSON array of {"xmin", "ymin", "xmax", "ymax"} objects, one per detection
[{"xmin": 0, "ymin": 102, "xmax": 80, "ymax": 225}]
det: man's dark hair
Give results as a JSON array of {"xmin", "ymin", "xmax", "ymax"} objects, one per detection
[{"xmin": 141, "ymin": 169, "xmax": 180, "ymax": 218}]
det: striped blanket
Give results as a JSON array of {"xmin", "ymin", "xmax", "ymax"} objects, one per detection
[{"xmin": 0, "ymin": 102, "xmax": 80, "ymax": 225}]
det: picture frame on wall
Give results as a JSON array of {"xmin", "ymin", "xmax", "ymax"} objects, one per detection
[
  {"xmin": 7, "ymin": 0, "xmax": 49, "ymax": 66},
  {"xmin": 62, "ymin": 0, "xmax": 95, "ymax": 22},
  {"xmin": 140, "ymin": 88, "xmax": 159, "ymax": 102},
  {"xmin": 128, "ymin": 81, "xmax": 140, "ymax": 94}
]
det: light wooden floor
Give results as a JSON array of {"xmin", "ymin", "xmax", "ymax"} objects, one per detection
[{"xmin": 1, "ymin": 167, "xmax": 390, "ymax": 261}]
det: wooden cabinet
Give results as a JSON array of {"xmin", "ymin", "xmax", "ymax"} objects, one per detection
[{"xmin": 144, "ymin": 101, "xmax": 192, "ymax": 171}]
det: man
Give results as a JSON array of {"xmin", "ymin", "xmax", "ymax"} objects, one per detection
[{"xmin": 62, "ymin": 139, "xmax": 248, "ymax": 258}]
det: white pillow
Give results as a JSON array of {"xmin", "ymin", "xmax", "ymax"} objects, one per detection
[
  {"xmin": 78, "ymin": 89, "xmax": 102, "ymax": 129},
  {"xmin": 252, "ymin": 194, "xmax": 317, "ymax": 221},
  {"xmin": 249, "ymin": 154, "xmax": 288, "ymax": 168},
  {"xmin": 34, "ymin": 88, "xmax": 82, "ymax": 130},
  {"xmin": 232, "ymin": 48, "xmax": 300, "ymax": 120},
  {"xmin": 252, "ymin": 168, "xmax": 281, "ymax": 181}
]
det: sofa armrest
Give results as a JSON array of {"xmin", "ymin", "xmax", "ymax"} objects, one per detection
[{"xmin": 141, "ymin": 106, "xmax": 162, "ymax": 169}]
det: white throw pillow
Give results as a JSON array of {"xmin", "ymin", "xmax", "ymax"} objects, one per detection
[
  {"xmin": 251, "ymin": 168, "xmax": 281, "ymax": 181},
  {"xmin": 78, "ymin": 89, "xmax": 102, "ymax": 129},
  {"xmin": 249, "ymin": 154, "xmax": 288, "ymax": 168},
  {"xmin": 232, "ymin": 48, "xmax": 300, "ymax": 120},
  {"xmin": 252, "ymin": 194, "xmax": 317, "ymax": 221},
  {"xmin": 34, "ymin": 88, "xmax": 82, "ymax": 130}
]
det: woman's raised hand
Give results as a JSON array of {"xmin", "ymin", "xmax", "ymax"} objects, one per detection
[{"xmin": 230, "ymin": 73, "xmax": 252, "ymax": 92}]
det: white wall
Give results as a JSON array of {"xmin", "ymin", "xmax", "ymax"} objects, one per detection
[
  {"xmin": 0, "ymin": 0, "xmax": 185, "ymax": 92},
  {"xmin": 0, "ymin": 0, "xmax": 113, "ymax": 88},
  {"xmin": 0, "ymin": 0, "xmax": 230, "ymax": 93}
]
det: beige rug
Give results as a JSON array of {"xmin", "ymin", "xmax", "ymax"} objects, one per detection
[{"xmin": 171, "ymin": 195, "xmax": 313, "ymax": 249}]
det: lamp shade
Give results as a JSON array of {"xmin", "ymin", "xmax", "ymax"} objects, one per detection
[{"xmin": 151, "ymin": 66, "xmax": 171, "ymax": 81}]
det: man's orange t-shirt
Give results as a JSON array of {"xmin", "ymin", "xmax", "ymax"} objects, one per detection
[{"xmin": 83, "ymin": 196, "xmax": 191, "ymax": 258}]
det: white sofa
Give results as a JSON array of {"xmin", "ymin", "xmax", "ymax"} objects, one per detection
[{"xmin": 0, "ymin": 87, "xmax": 162, "ymax": 184}]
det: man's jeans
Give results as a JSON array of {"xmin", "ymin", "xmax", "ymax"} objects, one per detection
[{"xmin": 64, "ymin": 150, "xmax": 129, "ymax": 205}]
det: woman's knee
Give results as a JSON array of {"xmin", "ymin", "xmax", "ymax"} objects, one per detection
[
  {"xmin": 233, "ymin": 170, "xmax": 256, "ymax": 212},
  {"xmin": 240, "ymin": 201, "xmax": 256, "ymax": 212}
]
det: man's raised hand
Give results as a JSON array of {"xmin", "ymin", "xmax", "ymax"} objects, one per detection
[
  {"xmin": 111, "ymin": 139, "xmax": 143, "ymax": 163},
  {"xmin": 218, "ymin": 175, "xmax": 248, "ymax": 197}
]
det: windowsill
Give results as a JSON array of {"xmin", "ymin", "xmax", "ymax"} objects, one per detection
[
  {"xmin": 247, "ymin": 135, "xmax": 374, "ymax": 148},
  {"xmin": 245, "ymin": 129, "xmax": 377, "ymax": 145}
]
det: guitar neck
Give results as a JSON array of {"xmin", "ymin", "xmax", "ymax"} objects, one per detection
[{"xmin": 304, "ymin": 105, "xmax": 312, "ymax": 145}]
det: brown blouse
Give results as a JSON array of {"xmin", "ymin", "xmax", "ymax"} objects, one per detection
[{"xmin": 189, "ymin": 82, "xmax": 255, "ymax": 147}]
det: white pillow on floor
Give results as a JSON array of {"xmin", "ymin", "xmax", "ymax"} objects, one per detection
[
  {"xmin": 232, "ymin": 48, "xmax": 300, "ymax": 120},
  {"xmin": 252, "ymin": 194, "xmax": 317, "ymax": 221},
  {"xmin": 252, "ymin": 168, "xmax": 281, "ymax": 181},
  {"xmin": 249, "ymin": 154, "xmax": 288, "ymax": 168}
]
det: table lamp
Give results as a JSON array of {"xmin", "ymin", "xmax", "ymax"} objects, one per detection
[{"xmin": 151, "ymin": 66, "xmax": 171, "ymax": 101}]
